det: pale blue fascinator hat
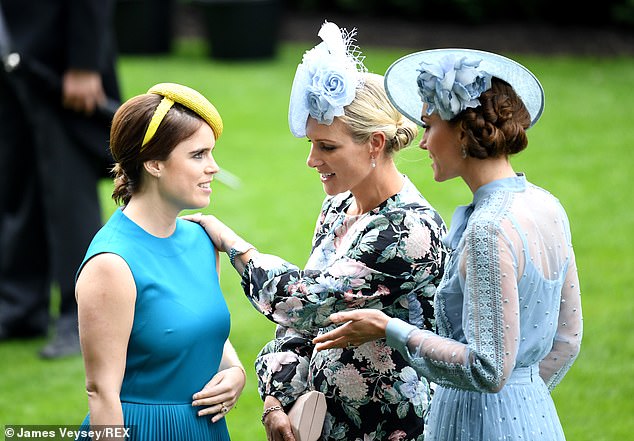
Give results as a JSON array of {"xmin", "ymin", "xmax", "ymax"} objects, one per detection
[
  {"xmin": 384, "ymin": 48, "xmax": 545, "ymax": 128},
  {"xmin": 288, "ymin": 21, "xmax": 367, "ymax": 138}
]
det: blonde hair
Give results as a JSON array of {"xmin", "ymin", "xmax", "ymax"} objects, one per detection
[{"xmin": 339, "ymin": 72, "xmax": 418, "ymax": 154}]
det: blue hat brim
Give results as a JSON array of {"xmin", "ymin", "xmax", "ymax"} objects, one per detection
[
  {"xmin": 288, "ymin": 63, "xmax": 311, "ymax": 138},
  {"xmin": 384, "ymin": 48, "xmax": 545, "ymax": 128}
]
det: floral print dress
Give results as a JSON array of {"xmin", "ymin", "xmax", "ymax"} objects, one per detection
[{"xmin": 240, "ymin": 176, "xmax": 447, "ymax": 441}]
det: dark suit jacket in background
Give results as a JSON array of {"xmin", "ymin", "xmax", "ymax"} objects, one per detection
[{"xmin": 0, "ymin": 0, "xmax": 121, "ymax": 336}]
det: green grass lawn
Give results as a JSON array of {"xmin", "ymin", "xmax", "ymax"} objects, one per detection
[{"xmin": 1, "ymin": 39, "xmax": 633, "ymax": 440}]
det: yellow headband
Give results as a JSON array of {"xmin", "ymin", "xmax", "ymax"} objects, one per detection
[
  {"xmin": 140, "ymin": 82, "xmax": 223, "ymax": 149},
  {"xmin": 142, "ymin": 97, "xmax": 174, "ymax": 147}
]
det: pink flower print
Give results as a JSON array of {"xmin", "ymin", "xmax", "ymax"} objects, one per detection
[
  {"xmin": 403, "ymin": 221, "xmax": 432, "ymax": 260},
  {"xmin": 388, "ymin": 430, "xmax": 407, "ymax": 441},
  {"xmin": 329, "ymin": 259, "xmax": 373, "ymax": 279},
  {"xmin": 268, "ymin": 352, "xmax": 300, "ymax": 373},
  {"xmin": 334, "ymin": 364, "xmax": 368, "ymax": 401},
  {"xmin": 354, "ymin": 341, "xmax": 396, "ymax": 374},
  {"xmin": 375, "ymin": 284, "xmax": 390, "ymax": 296},
  {"xmin": 287, "ymin": 281, "xmax": 309, "ymax": 296},
  {"xmin": 272, "ymin": 296, "xmax": 303, "ymax": 325},
  {"xmin": 343, "ymin": 290, "xmax": 369, "ymax": 308},
  {"xmin": 333, "ymin": 219, "xmax": 350, "ymax": 249}
]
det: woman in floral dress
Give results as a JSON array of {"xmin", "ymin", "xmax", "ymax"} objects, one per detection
[{"xmin": 188, "ymin": 22, "xmax": 447, "ymax": 441}]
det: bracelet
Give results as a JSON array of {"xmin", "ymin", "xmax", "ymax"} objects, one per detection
[
  {"xmin": 228, "ymin": 241, "xmax": 256, "ymax": 267},
  {"xmin": 228, "ymin": 247, "xmax": 240, "ymax": 267},
  {"xmin": 261, "ymin": 405, "xmax": 284, "ymax": 424}
]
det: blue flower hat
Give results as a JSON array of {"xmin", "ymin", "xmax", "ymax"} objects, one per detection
[
  {"xmin": 288, "ymin": 21, "xmax": 367, "ymax": 138},
  {"xmin": 384, "ymin": 48, "xmax": 545, "ymax": 128}
]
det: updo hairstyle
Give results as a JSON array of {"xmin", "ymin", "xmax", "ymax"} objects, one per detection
[
  {"xmin": 454, "ymin": 78, "xmax": 531, "ymax": 159},
  {"xmin": 339, "ymin": 73, "xmax": 418, "ymax": 155}
]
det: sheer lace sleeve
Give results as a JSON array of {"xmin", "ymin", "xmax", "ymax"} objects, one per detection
[
  {"xmin": 388, "ymin": 220, "xmax": 520, "ymax": 393},
  {"xmin": 539, "ymin": 231, "xmax": 583, "ymax": 390},
  {"xmin": 387, "ymin": 186, "xmax": 583, "ymax": 393}
]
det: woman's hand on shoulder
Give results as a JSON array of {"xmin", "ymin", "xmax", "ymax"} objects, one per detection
[{"xmin": 181, "ymin": 212, "xmax": 237, "ymax": 253}]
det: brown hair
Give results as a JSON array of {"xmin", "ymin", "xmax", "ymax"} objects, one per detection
[
  {"xmin": 110, "ymin": 94, "xmax": 204, "ymax": 205},
  {"xmin": 453, "ymin": 78, "xmax": 531, "ymax": 159},
  {"xmin": 339, "ymin": 73, "xmax": 418, "ymax": 155}
]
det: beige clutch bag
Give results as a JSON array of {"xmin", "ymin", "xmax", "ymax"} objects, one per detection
[{"xmin": 288, "ymin": 391, "xmax": 327, "ymax": 441}]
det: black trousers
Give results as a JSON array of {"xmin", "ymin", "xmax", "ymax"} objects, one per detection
[{"xmin": 0, "ymin": 74, "xmax": 104, "ymax": 337}]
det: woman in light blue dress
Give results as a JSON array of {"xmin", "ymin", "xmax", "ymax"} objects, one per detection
[
  {"xmin": 314, "ymin": 49, "xmax": 583, "ymax": 440},
  {"xmin": 75, "ymin": 83, "xmax": 246, "ymax": 441}
]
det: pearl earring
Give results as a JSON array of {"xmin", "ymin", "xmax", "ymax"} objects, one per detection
[
  {"xmin": 461, "ymin": 145, "xmax": 468, "ymax": 159},
  {"xmin": 371, "ymin": 156, "xmax": 376, "ymax": 168}
]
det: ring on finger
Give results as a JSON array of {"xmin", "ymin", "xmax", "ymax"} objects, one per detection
[{"xmin": 220, "ymin": 403, "xmax": 229, "ymax": 413}]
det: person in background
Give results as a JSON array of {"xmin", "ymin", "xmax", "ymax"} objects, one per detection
[
  {"xmin": 75, "ymin": 83, "xmax": 245, "ymax": 441},
  {"xmin": 187, "ymin": 22, "xmax": 447, "ymax": 441},
  {"xmin": 314, "ymin": 48, "xmax": 583, "ymax": 441},
  {"xmin": 0, "ymin": 0, "xmax": 120, "ymax": 358}
]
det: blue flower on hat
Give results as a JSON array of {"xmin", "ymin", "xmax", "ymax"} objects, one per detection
[
  {"xmin": 416, "ymin": 55, "xmax": 492, "ymax": 120},
  {"xmin": 288, "ymin": 21, "xmax": 366, "ymax": 137},
  {"xmin": 306, "ymin": 57, "xmax": 358, "ymax": 124}
]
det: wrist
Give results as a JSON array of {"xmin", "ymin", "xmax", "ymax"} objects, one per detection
[
  {"xmin": 264, "ymin": 395, "xmax": 282, "ymax": 408},
  {"xmin": 228, "ymin": 239, "xmax": 256, "ymax": 266},
  {"xmin": 227, "ymin": 365, "xmax": 247, "ymax": 384},
  {"xmin": 261, "ymin": 405, "xmax": 284, "ymax": 424}
]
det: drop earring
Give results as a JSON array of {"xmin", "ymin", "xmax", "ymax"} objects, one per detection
[
  {"xmin": 461, "ymin": 145, "xmax": 468, "ymax": 159},
  {"xmin": 370, "ymin": 156, "xmax": 376, "ymax": 168}
]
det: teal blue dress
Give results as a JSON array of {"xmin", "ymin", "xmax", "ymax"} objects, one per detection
[{"xmin": 77, "ymin": 208, "xmax": 231, "ymax": 441}]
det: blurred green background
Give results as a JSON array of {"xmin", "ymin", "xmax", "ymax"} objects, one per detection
[{"xmin": 1, "ymin": 4, "xmax": 633, "ymax": 440}]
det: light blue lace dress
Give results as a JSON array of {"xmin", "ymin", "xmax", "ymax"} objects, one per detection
[{"xmin": 386, "ymin": 174, "xmax": 583, "ymax": 441}]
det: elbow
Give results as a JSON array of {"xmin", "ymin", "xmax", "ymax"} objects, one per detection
[
  {"xmin": 85, "ymin": 379, "xmax": 119, "ymax": 405},
  {"xmin": 569, "ymin": 338, "xmax": 582, "ymax": 360},
  {"xmin": 568, "ymin": 341, "xmax": 582, "ymax": 365},
  {"xmin": 558, "ymin": 330, "xmax": 583, "ymax": 360},
  {"xmin": 480, "ymin": 373, "xmax": 505, "ymax": 393},
  {"xmin": 85, "ymin": 379, "xmax": 98, "ymax": 398},
  {"xmin": 571, "ymin": 330, "xmax": 583, "ymax": 357},
  {"xmin": 472, "ymin": 350, "xmax": 518, "ymax": 394},
  {"xmin": 470, "ymin": 358, "xmax": 507, "ymax": 393},
  {"xmin": 85, "ymin": 380, "xmax": 103, "ymax": 403}
]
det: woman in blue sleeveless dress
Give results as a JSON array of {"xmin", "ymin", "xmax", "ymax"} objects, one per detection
[
  {"xmin": 314, "ymin": 49, "xmax": 583, "ymax": 440},
  {"xmin": 75, "ymin": 83, "xmax": 246, "ymax": 441}
]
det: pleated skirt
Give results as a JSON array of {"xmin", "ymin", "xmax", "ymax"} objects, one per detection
[
  {"xmin": 77, "ymin": 402, "xmax": 230, "ymax": 441},
  {"xmin": 425, "ymin": 366, "xmax": 566, "ymax": 441}
]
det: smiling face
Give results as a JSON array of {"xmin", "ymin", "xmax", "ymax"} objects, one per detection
[
  {"xmin": 305, "ymin": 116, "xmax": 373, "ymax": 196},
  {"xmin": 155, "ymin": 122, "xmax": 219, "ymax": 211},
  {"xmin": 419, "ymin": 107, "xmax": 465, "ymax": 182}
]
